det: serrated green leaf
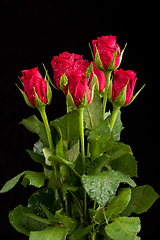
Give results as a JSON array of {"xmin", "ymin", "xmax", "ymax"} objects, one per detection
[
  {"xmin": 29, "ymin": 225, "xmax": 68, "ymax": 240},
  {"xmin": 0, "ymin": 171, "xmax": 45, "ymax": 193},
  {"xmin": 28, "ymin": 188, "xmax": 55, "ymax": 218},
  {"xmin": 9, "ymin": 205, "xmax": 50, "ymax": 236},
  {"xmin": 87, "ymin": 155, "xmax": 109, "ymax": 175},
  {"xmin": 82, "ymin": 170, "xmax": 136, "ymax": 206},
  {"xmin": 87, "ymin": 117, "xmax": 112, "ymax": 157},
  {"xmin": 21, "ymin": 171, "xmax": 45, "ymax": 188},
  {"xmin": 108, "ymin": 143, "xmax": 131, "ymax": 161},
  {"xmin": 20, "ymin": 115, "xmax": 48, "ymax": 147},
  {"xmin": 51, "ymin": 110, "xmax": 79, "ymax": 142},
  {"xmin": 83, "ymin": 93, "xmax": 103, "ymax": 130},
  {"xmin": 105, "ymin": 217, "xmax": 141, "ymax": 240},
  {"xmin": 0, "ymin": 172, "xmax": 25, "ymax": 193},
  {"xmin": 110, "ymin": 153, "xmax": 138, "ymax": 177},
  {"xmin": 106, "ymin": 188, "xmax": 131, "ymax": 220},
  {"xmin": 66, "ymin": 140, "xmax": 80, "ymax": 163},
  {"xmin": 114, "ymin": 171, "xmax": 136, "ymax": 187},
  {"xmin": 43, "ymin": 148, "xmax": 75, "ymax": 169},
  {"xmin": 82, "ymin": 170, "xmax": 120, "ymax": 206},
  {"xmin": 132, "ymin": 185, "xmax": 159, "ymax": 214}
]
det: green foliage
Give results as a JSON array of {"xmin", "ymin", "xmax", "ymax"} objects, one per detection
[
  {"xmin": 105, "ymin": 217, "xmax": 141, "ymax": 240},
  {"xmin": 1, "ymin": 74, "xmax": 159, "ymax": 240},
  {"xmin": 82, "ymin": 170, "xmax": 136, "ymax": 206},
  {"xmin": 0, "ymin": 171, "xmax": 45, "ymax": 193},
  {"xmin": 83, "ymin": 93, "xmax": 103, "ymax": 130},
  {"xmin": 20, "ymin": 115, "xmax": 48, "ymax": 147}
]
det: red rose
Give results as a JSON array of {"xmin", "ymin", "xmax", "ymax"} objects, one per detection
[
  {"xmin": 51, "ymin": 51, "xmax": 89, "ymax": 89},
  {"xmin": 64, "ymin": 70, "xmax": 91, "ymax": 108},
  {"xmin": 89, "ymin": 61, "xmax": 105, "ymax": 93},
  {"xmin": 20, "ymin": 67, "xmax": 49, "ymax": 107},
  {"xmin": 92, "ymin": 35, "xmax": 121, "ymax": 70},
  {"xmin": 112, "ymin": 69, "xmax": 137, "ymax": 105}
]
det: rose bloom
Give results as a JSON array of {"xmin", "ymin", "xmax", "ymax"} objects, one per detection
[
  {"xmin": 89, "ymin": 61, "xmax": 106, "ymax": 93},
  {"xmin": 20, "ymin": 67, "xmax": 48, "ymax": 107},
  {"xmin": 92, "ymin": 35, "xmax": 121, "ymax": 70},
  {"xmin": 51, "ymin": 51, "xmax": 89, "ymax": 89},
  {"xmin": 64, "ymin": 69, "xmax": 91, "ymax": 108},
  {"xmin": 112, "ymin": 69, "xmax": 137, "ymax": 105}
]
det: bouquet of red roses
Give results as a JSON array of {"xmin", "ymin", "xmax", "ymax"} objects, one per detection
[{"xmin": 1, "ymin": 35, "xmax": 159, "ymax": 240}]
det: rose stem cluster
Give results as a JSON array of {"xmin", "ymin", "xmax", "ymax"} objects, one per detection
[{"xmin": 18, "ymin": 35, "xmax": 143, "ymax": 227}]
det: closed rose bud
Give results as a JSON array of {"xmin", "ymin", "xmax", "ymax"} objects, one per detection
[
  {"xmin": 111, "ymin": 69, "xmax": 137, "ymax": 107},
  {"xmin": 20, "ymin": 67, "xmax": 52, "ymax": 108},
  {"xmin": 64, "ymin": 70, "xmax": 91, "ymax": 108},
  {"xmin": 92, "ymin": 35, "xmax": 121, "ymax": 71},
  {"xmin": 89, "ymin": 61, "xmax": 105, "ymax": 93},
  {"xmin": 51, "ymin": 51, "xmax": 89, "ymax": 90}
]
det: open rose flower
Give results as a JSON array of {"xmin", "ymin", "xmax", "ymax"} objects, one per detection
[
  {"xmin": 20, "ymin": 67, "xmax": 51, "ymax": 107},
  {"xmin": 92, "ymin": 35, "xmax": 121, "ymax": 71},
  {"xmin": 89, "ymin": 61, "xmax": 106, "ymax": 93},
  {"xmin": 111, "ymin": 69, "xmax": 137, "ymax": 106},
  {"xmin": 51, "ymin": 51, "xmax": 89, "ymax": 89},
  {"xmin": 64, "ymin": 70, "xmax": 91, "ymax": 108}
]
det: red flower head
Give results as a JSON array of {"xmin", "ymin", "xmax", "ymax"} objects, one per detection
[
  {"xmin": 89, "ymin": 61, "xmax": 106, "ymax": 93},
  {"xmin": 111, "ymin": 69, "xmax": 137, "ymax": 106},
  {"xmin": 92, "ymin": 35, "xmax": 121, "ymax": 71},
  {"xmin": 51, "ymin": 51, "xmax": 89, "ymax": 90},
  {"xmin": 64, "ymin": 70, "xmax": 91, "ymax": 108},
  {"xmin": 20, "ymin": 67, "xmax": 51, "ymax": 107}
]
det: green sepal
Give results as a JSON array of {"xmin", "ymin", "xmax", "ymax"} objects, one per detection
[
  {"xmin": 16, "ymin": 83, "xmax": 35, "ymax": 108},
  {"xmin": 42, "ymin": 63, "xmax": 59, "ymax": 90},
  {"xmin": 94, "ymin": 45, "xmax": 105, "ymax": 71},
  {"xmin": 107, "ymin": 50, "xmax": 118, "ymax": 71},
  {"xmin": 34, "ymin": 79, "xmax": 52, "ymax": 108},
  {"xmin": 116, "ymin": 43, "xmax": 127, "ymax": 70},
  {"xmin": 46, "ymin": 80, "xmax": 52, "ymax": 105},
  {"xmin": 113, "ymin": 83, "xmax": 128, "ymax": 107},
  {"xmin": 34, "ymin": 89, "xmax": 46, "ymax": 108},
  {"xmin": 124, "ymin": 84, "xmax": 146, "ymax": 107},
  {"xmin": 60, "ymin": 72, "xmax": 68, "ymax": 91},
  {"xmin": 85, "ymin": 61, "xmax": 93, "ymax": 83},
  {"xmin": 66, "ymin": 88, "xmax": 77, "ymax": 112}
]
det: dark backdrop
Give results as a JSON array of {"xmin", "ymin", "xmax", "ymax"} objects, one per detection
[{"xmin": 0, "ymin": 1, "xmax": 159, "ymax": 239}]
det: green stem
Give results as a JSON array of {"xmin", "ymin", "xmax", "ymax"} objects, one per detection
[
  {"xmin": 38, "ymin": 106, "xmax": 54, "ymax": 150},
  {"xmin": 102, "ymin": 70, "xmax": 112, "ymax": 119},
  {"xmin": 38, "ymin": 107, "xmax": 64, "ymax": 210},
  {"xmin": 78, "ymin": 107, "xmax": 85, "ymax": 173},
  {"xmin": 110, "ymin": 104, "xmax": 120, "ymax": 131},
  {"xmin": 78, "ymin": 107, "xmax": 88, "ymax": 225}
]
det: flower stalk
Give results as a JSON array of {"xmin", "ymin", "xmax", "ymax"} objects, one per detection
[
  {"xmin": 102, "ymin": 70, "xmax": 112, "ymax": 119},
  {"xmin": 77, "ymin": 107, "xmax": 88, "ymax": 225},
  {"xmin": 38, "ymin": 106, "xmax": 54, "ymax": 151},
  {"xmin": 110, "ymin": 104, "xmax": 120, "ymax": 131}
]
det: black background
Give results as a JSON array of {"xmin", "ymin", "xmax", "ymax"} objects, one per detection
[{"xmin": 0, "ymin": 1, "xmax": 159, "ymax": 239}]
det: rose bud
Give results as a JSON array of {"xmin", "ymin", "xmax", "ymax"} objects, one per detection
[
  {"xmin": 89, "ymin": 61, "xmax": 106, "ymax": 93},
  {"xmin": 64, "ymin": 69, "xmax": 91, "ymax": 109},
  {"xmin": 51, "ymin": 51, "xmax": 89, "ymax": 90},
  {"xmin": 109, "ymin": 69, "xmax": 137, "ymax": 107},
  {"xmin": 92, "ymin": 35, "xmax": 121, "ymax": 71},
  {"xmin": 19, "ymin": 67, "xmax": 52, "ymax": 108}
]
